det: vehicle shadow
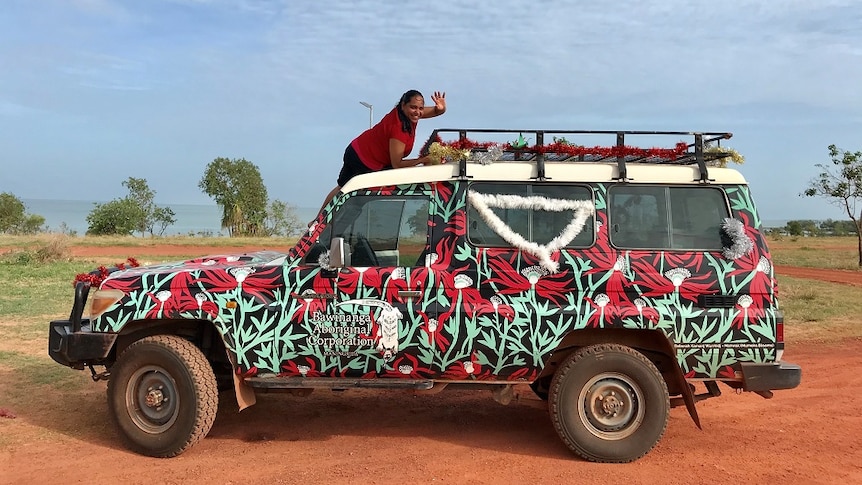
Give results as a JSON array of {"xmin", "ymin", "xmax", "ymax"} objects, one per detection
[
  {"xmin": 206, "ymin": 387, "xmax": 572, "ymax": 459},
  {"xmin": 5, "ymin": 366, "xmax": 568, "ymax": 458},
  {"xmin": 10, "ymin": 365, "xmax": 696, "ymax": 460}
]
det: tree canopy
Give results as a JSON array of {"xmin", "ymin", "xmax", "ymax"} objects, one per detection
[
  {"xmin": 199, "ymin": 157, "xmax": 269, "ymax": 237},
  {"xmin": 0, "ymin": 192, "xmax": 45, "ymax": 234},
  {"xmin": 264, "ymin": 199, "xmax": 303, "ymax": 237},
  {"xmin": 86, "ymin": 178, "xmax": 176, "ymax": 236},
  {"xmin": 804, "ymin": 144, "xmax": 862, "ymax": 266},
  {"xmin": 86, "ymin": 198, "xmax": 144, "ymax": 236}
]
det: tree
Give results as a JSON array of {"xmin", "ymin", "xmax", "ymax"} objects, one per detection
[
  {"xmin": 121, "ymin": 177, "xmax": 177, "ymax": 237},
  {"xmin": 785, "ymin": 220, "xmax": 803, "ymax": 237},
  {"xmin": 0, "ymin": 192, "xmax": 45, "ymax": 234},
  {"xmin": 0, "ymin": 192, "xmax": 24, "ymax": 231},
  {"xmin": 122, "ymin": 177, "xmax": 154, "ymax": 236},
  {"xmin": 86, "ymin": 198, "xmax": 143, "ymax": 236},
  {"xmin": 151, "ymin": 206, "xmax": 177, "ymax": 237},
  {"xmin": 86, "ymin": 178, "xmax": 176, "ymax": 236},
  {"xmin": 199, "ymin": 158, "xmax": 269, "ymax": 237},
  {"xmin": 406, "ymin": 201, "xmax": 430, "ymax": 236},
  {"xmin": 804, "ymin": 144, "xmax": 862, "ymax": 266},
  {"xmin": 264, "ymin": 199, "xmax": 303, "ymax": 237},
  {"xmin": 784, "ymin": 220, "xmax": 819, "ymax": 237},
  {"xmin": 819, "ymin": 219, "xmax": 858, "ymax": 236}
]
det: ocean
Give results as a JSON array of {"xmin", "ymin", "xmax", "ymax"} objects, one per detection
[{"xmin": 22, "ymin": 199, "xmax": 319, "ymax": 236}]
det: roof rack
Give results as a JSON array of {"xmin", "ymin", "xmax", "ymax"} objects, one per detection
[{"xmin": 419, "ymin": 129, "xmax": 733, "ymax": 183}]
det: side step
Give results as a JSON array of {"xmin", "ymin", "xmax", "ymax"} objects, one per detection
[{"xmin": 245, "ymin": 376, "xmax": 434, "ymax": 391}]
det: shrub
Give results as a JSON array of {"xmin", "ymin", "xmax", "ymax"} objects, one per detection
[
  {"xmin": 0, "ymin": 192, "xmax": 45, "ymax": 234},
  {"xmin": 0, "ymin": 234, "xmax": 70, "ymax": 264}
]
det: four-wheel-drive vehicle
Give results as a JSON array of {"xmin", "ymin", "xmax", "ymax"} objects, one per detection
[{"xmin": 49, "ymin": 129, "xmax": 800, "ymax": 462}]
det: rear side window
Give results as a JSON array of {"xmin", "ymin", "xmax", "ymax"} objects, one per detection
[
  {"xmin": 467, "ymin": 183, "xmax": 594, "ymax": 248},
  {"xmin": 609, "ymin": 185, "xmax": 729, "ymax": 250}
]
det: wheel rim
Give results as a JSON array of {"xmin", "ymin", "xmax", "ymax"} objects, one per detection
[
  {"xmin": 577, "ymin": 372, "xmax": 644, "ymax": 440},
  {"xmin": 125, "ymin": 365, "xmax": 180, "ymax": 434}
]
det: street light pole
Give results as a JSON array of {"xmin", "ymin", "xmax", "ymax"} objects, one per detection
[{"xmin": 359, "ymin": 101, "xmax": 373, "ymax": 128}]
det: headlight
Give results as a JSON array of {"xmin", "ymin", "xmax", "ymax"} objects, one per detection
[{"xmin": 89, "ymin": 289, "xmax": 125, "ymax": 319}]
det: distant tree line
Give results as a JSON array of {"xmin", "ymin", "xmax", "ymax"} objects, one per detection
[
  {"xmin": 768, "ymin": 219, "xmax": 861, "ymax": 237},
  {"xmin": 1, "ymin": 157, "xmax": 303, "ymax": 237}
]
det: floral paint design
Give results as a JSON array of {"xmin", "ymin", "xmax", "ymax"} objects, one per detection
[{"xmin": 93, "ymin": 181, "xmax": 778, "ymax": 382}]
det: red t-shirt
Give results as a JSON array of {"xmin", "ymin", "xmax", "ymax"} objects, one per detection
[{"xmin": 350, "ymin": 107, "xmax": 416, "ymax": 171}]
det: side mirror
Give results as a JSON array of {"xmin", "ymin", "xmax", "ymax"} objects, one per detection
[{"xmin": 329, "ymin": 237, "xmax": 350, "ymax": 268}]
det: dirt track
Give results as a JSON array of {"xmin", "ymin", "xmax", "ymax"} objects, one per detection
[
  {"xmin": 774, "ymin": 265, "xmax": 861, "ymax": 286},
  {"xmin": 2, "ymin": 338, "xmax": 861, "ymax": 485},
  {"xmin": 1, "ymin": 245, "xmax": 860, "ymax": 484}
]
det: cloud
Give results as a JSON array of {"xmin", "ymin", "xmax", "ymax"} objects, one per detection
[{"xmin": 0, "ymin": 0, "xmax": 860, "ymax": 221}]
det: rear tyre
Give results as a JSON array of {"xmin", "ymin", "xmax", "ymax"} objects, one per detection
[
  {"xmin": 107, "ymin": 335, "xmax": 218, "ymax": 457},
  {"xmin": 549, "ymin": 343, "xmax": 669, "ymax": 463}
]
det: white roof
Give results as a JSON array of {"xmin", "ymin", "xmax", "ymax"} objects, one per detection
[{"xmin": 340, "ymin": 161, "xmax": 748, "ymax": 193}]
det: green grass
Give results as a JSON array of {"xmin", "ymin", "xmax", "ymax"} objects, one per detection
[
  {"xmin": 0, "ymin": 259, "xmax": 94, "ymax": 319},
  {"xmin": 777, "ymin": 275, "xmax": 862, "ymax": 342},
  {"xmin": 767, "ymin": 235, "xmax": 861, "ymax": 270},
  {"xmin": 778, "ymin": 275, "xmax": 862, "ymax": 322}
]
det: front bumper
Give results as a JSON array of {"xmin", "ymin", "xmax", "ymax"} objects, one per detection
[
  {"xmin": 47, "ymin": 280, "xmax": 116, "ymax": 369},
  {"xmin": 740, "ymin": 361, "xmax": 802, "ymax": 392},
  {"xmin": 48, "ymin": 319, "xmax": 117, "ymax": 369}
]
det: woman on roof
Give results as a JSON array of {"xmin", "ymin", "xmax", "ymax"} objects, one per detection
[{"xmin": 314, "ymin": 90, "xmax": 447, "ymax": 216}]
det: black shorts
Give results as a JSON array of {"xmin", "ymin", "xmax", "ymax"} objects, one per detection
[{"xmin": 337, "ymin": 145, "xmax": 373, "ymax": 187}]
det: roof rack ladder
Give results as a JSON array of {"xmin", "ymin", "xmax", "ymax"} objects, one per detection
[
  {"xmin": 533, "ymin": 131, "xmax": 548, "ymax": 181},
  {"xmin": 615, "ymin": 132, "xmax": 629, "ymax": 181},
  {"xmin": 694, "ymin": 133, "xmax": 709, "ymax": 183},
  {"xmin": 457, "ymin": 130, "xmax": 470, "ymax": 180}
]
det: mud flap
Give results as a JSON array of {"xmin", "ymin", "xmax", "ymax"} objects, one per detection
[
  {"xmin": 226, "ymin": 350, "xmax": 256, "ymax": 410},
  {"xmin": 673, "ymin": 365, "xmax": 701, "ymax": 429},
  {"xmin": 233, "ymin": 371, "xmax": 257, "ymax": 411}
]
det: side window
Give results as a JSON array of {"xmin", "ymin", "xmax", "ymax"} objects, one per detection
[
  {"xmin": 532, "ymin": 184, "xmax": 594, "ymax": 247},
  {"xmin": 468, "ymin": 183, "xmax": 594, "ymax": 247},
  {"xmin": 609, "ymin": 186, "xmax": 728, "ymax": 250},
  {"xmin": 303, "ymin": 195, "xmax": 429, "ymax": 267},
  {"xmin": 467, "ymin": 184, "xmax": 528, "ymax": 246},
  {"xmin": 668, "ymin": 187, "xmax": 728, "ymax": 250},
  {"xmin": 609, "ymin": 186, "xmax": 668, "ymax": 248}
]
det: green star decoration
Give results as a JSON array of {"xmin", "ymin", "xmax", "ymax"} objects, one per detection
[{"xmin": 511, "ymin": 133, "xmax": 528, "ymax": 149}]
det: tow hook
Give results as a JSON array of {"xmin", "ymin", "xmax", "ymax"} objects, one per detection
[{"xmin": 88, "ymin": 364, "xmax": 110, "ymax": 382}]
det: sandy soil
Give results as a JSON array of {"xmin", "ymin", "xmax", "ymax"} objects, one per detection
[{"xmin": 1, "ymin": 245, "xmax": 860, "ymax": 484}]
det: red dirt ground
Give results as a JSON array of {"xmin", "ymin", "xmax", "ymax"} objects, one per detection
[{"xmin": 1, "ymin": 245, "xmax": 860, "ymax": 484}]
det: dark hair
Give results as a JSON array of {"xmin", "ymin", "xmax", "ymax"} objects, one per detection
[{"xmin": 395, "ymin": 89, "xmax": 423, "ymax": 134}]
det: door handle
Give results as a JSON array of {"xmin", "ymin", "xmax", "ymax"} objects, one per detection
[{"xmin": 398, "ymin": 290, "xmax": 421, "ymax": 298}]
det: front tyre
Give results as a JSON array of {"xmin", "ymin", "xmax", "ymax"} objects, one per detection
[
  {"xmin": 549, "ymin": 344, "xmax": 669, "ymax": 463},
  {"xmin": 107, "ymin": 335, "xmax": 218, "ymax": 457}
]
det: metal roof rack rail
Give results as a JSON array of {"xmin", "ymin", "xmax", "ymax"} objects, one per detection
[{"xmin": 420, "ymin": 129, "xmax": 733, "ymax": 183}]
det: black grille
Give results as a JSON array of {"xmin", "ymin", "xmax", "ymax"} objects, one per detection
[{"xmin": 699, "ymin": 294, "xmax": 738, "ymax": 308}]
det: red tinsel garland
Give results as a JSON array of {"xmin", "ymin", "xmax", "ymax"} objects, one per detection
[
  {"xmin": 72, "ymin": 257, "xmax": 140, "ymax": 287},
  {"xmin": 429, "ymin": 135, "xmax": 690, "ymax": 160}
]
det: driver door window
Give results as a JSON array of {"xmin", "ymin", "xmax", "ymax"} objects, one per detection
[{"xmin": 305, "ymin": 195, "xmax": 429, "ymax": 267}]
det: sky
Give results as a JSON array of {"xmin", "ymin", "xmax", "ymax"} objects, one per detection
[{"xmin": 2, "ymin": 0, "xmax": 861, "ymax": 222}]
